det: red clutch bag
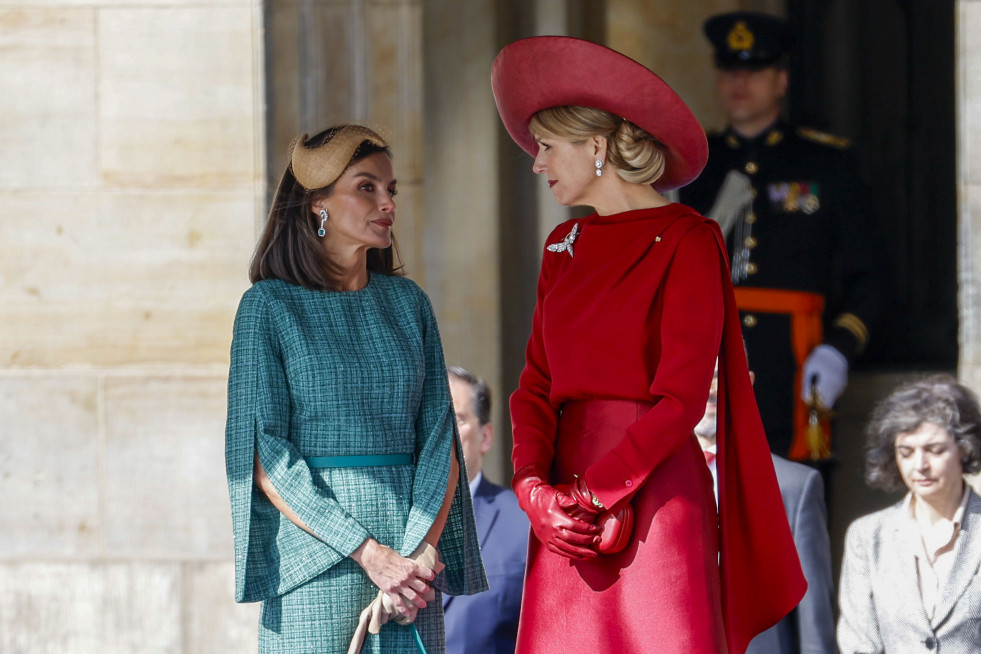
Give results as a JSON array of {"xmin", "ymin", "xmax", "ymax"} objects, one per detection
[
  {"xmin": 595, "ymin": 504, "xmax": 634, "ymax": 554},
  {"xmin": 556, "ymin": 479, "xmax": 635, "ymax": 554}
]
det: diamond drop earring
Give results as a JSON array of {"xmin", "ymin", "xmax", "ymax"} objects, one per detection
[
  {"xmin": 318, "ymin": 209, "xmax": 328, "ymax": 237},
  {"xmin": 595, "ymin": 159, "xmax": 604, "ymax": 177}
]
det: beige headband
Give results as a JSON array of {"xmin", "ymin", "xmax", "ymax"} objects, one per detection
[{"xmin": 289, "ymin": 125, "xmax": 388, "ymax": 190}]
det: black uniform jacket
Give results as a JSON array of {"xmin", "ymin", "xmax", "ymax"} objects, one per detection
[{"xmin": 680, "ymin": 120, "xmax": 881, "ymax": 455}]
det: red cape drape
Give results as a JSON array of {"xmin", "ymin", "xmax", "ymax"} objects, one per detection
[{"xmin": 713, "ymin": 224, "xmax": 808, "ymax": 652}]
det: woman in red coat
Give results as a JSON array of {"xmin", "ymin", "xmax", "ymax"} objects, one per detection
[{"xmin": 491, "ymin": 37, "xmax": 806, "ymax": 654}]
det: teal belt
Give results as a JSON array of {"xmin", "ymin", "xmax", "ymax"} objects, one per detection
[{"xmin": 304, "ymin": 453, "xmax": 414, "ymax": 468}]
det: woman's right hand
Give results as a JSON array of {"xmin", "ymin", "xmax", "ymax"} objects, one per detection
[
  {"xmin": 350, "ymin": 539, "xmax": 435, "ymax": 617},
  {"xmin": 512, "ymin": 467, "xmax": 600, "ymax": 560}
]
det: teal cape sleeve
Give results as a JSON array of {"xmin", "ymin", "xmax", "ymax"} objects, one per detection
[{"xmin": 399, "ymin": 286, "xmax": 488, "ymax": 597}]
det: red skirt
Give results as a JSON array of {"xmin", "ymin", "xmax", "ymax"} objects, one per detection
[{"xmin": 515, "ymin": 400, "xmax": 727, "ymax": 654}]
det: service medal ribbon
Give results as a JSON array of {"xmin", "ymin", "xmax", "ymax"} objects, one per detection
[{"xmin": 768, "ymin": 181, "xmax": 821, "ymax": 214}]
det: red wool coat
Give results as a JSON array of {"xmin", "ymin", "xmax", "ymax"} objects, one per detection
[{"xmin": 510, "ymin": 204, "xmax": 805, "ymax": 654}]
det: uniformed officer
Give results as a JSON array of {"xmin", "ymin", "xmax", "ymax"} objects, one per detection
[{"xmin": 680, "ymin": 11, "xmax": 881, "ymax": 462}]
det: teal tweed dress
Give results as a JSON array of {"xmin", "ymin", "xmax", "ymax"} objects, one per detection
[{"xmin": 225, "ymin": 275, "xmax": 488, "ymax": 653}]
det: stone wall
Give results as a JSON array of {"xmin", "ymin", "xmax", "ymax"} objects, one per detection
[
  {"xmin": 959, "ymin": 0, "xmax": 981, "ymax": 392},
  {"xmin": 0, "ymin": 2, "xmax": 262, "ymax": 650}
]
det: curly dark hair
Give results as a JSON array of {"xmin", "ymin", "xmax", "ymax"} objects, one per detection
[{"xmin": 864, "ymin": 375, "xmax": 981, "ymax": 492}]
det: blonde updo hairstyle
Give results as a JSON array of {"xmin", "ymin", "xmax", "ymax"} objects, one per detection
[{"xmin": 529, "ymin": 105, "xmax": 667, "ymax": 185}]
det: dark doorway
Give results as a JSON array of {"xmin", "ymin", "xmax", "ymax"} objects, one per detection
[
  {"xmin": 787, "ymin": 0, "xmax": 957, "ymax": 370},
  {"xmin": 784, "ymin": 0, "xmax": 958, "ymax": 595}
]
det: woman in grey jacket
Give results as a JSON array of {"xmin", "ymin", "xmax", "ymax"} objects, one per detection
[{"xmin": 838, "ymin": 375, "xmax": 981, "ymax": 653}]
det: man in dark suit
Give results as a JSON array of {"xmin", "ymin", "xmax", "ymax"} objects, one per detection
[
  {"xmin": 696, "ymin": 362, "xmax": 836, "ymax": 654},
  {"xmin": 444, "ymin": 367, "xmax": 529, "ymax": 654}
]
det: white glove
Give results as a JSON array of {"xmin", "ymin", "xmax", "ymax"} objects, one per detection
[{"xmin": 801, "ymin": 344, "xmax": 848, "ymax": 408}]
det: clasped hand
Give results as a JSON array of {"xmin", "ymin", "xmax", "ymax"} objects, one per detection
[
  {"xmin": 353, "ymin": 539, "xmax": 437, "ymax": 618},
  {"xmin": 348, "ymin": 541, "xmax": 442, "ymax": 654},
  {"xmin": 513, "ymin": 467, "xmax": 601, "ymax": 560}
]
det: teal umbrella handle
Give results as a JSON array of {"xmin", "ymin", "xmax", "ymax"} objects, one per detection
[{"xmin": 409, "ymin": 623, "xmax": 427, "ymax": 654}]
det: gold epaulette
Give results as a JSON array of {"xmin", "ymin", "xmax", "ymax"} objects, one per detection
[
  {"xmin": 797, "ymin": 127, "xmax": 850, "ymax": 149},
  {"xmin": 833, "ymin": 313, "xmax": 869, "ymax": 352}
]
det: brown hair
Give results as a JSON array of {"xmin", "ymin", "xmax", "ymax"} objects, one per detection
[
  {"xmin": 249, "ymin": 126, "xmax": 403, "ymax": 290},
  {"xmin": 864, "ymin": 375, "xmax": 981, "ymax": 492},
  {"xmin": 529, "ymin": 105, "xmax": 667, "ymax": 185}
]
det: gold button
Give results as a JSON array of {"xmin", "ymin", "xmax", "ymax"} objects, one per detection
[
  {"xmin": 743, "ymin": 314, "xmax": 758, "ymax": 328},
  {"xmin": 745, "ymin": 212, "xmax": 757, "ymax": 224},
  {"xmin": 745, "ymin": 161, "xmax": 758, "ymax": 174},
  {"xmin": 747, "ymin": 262, "xmax": 758, "ymax": 275},
  {"xmin": 744, "ymin": 236, "xmax": 757, "ymax": 249}
]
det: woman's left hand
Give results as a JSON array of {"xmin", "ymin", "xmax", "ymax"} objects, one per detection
[
  {"xmin": 392, "ymin": 542, "xmax": 444, "ymax": 622},
  {"xmin": 557, "ymin": 476, "xmax": 635, "ymax": 554},
  {"xmin": 558, "ymin": 476, "xmax": 604, "ymax": 522}
]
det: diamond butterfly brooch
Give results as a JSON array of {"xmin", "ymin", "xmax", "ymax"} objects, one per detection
[{"xmin": 546, "ymin": 223, "xmax": 579, "ymax": 258}]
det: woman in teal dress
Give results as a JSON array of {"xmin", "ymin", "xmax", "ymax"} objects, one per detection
[{"xmin": 225, "ymin": 124, "xmax": 487, "ymax": 653}]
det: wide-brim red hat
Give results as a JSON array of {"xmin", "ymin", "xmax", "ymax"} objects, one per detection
[{"xmin": 491, "ymin": 36, "xmax": 707, "ymax": 191}]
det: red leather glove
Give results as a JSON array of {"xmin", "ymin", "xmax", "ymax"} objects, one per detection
[
  {"xmin": 558, "ymin": 476, "xmax": 635, "ymax": 555},
  {"xmin": 564, "ymin": 476, "xmax": 603, "ymax": 520},
  {"xmin": 512, "ymin": 466, "xmax": 600, "ymax": 560}
]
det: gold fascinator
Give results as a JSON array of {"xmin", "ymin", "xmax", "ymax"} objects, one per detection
[{"xmin": 289, "ymin": 125, "xmax": 388, "ymax": 190}]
